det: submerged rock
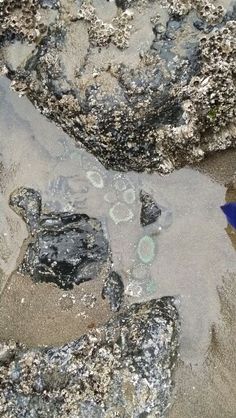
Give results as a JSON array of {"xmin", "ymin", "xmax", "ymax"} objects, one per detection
[
  {"xmin": 140, "ymin": 190, "xmax": 161, "ymax": 227},
  {"xmin": 102, "ymin": 270, "xmax": 124, "ymax": 312},
  {"xmin": 0, "ymin": 297, "xmax": 180, "ymax": 417},
  {"xmin": 9, "ymin": 187, "xmax": 110, "ymax": 289}
]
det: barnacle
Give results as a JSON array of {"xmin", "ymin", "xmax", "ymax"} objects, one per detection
[
  {"xmin": 0, "ymin": 0, "xmax": 53, "ymax": 44},
  {"xmin": 167, "ymin": 0, "xmax": 225, "ymax": 23},
  {"xmin": 78, "ymin": 1, "xmax": 133, "ymax": 49}
]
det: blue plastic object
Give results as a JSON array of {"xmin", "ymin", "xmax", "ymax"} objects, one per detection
[{"xmin": 221, "ymin": 202, "xmax": 236, "ymax": 229}]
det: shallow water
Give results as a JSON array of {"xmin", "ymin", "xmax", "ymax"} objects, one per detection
[{"xmin": 0, "ymin": 75, "xmax": 236, "ymax": 413}]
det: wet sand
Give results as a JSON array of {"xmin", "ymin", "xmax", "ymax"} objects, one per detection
[
  {"xmin": 0, "ymin": 75, "xmax": 236, "ymax": 416},
  {"xmin": 196, "ymin": 149, "xmax": 236, "ymax": 186},
  {"xmin": 0, "ymin": 273, "xmax": 112, "ymax": 347},
  {"xmin": 168, "ymin": 272, "xmax": 236, "ymax": 418}
]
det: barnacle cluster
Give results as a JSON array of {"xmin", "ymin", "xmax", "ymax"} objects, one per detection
[
  {"xmin": 195, "ymin": 0, "xmax": 225, "ymax": 24},
  {"xmin": 78, "ymin": 2, "xmax": 133, "ymax": 49},
  {"xmin": 0, "ymin": 0, "xmax": 47, "ymax": 44},
  {"xmin": 167, "ymin": 0, "xmax": 225, "ymax": 23},
  {"xmin": 186, "ymin": 22, "xmax": 236, "ymax": 133},
  {"xmin": 167, "ymin": 0, "xmax": 192, "ymax": 16}
]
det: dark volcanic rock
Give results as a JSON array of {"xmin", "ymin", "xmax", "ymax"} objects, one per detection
[
  {"xmin": 0, "ymin": 297, "xmax": 180, "ymax": 417},
  {"xmin": 140, "ymin": 190, "xmax": 161, "ymax": 227},
  {"xmin": 9, "ymin": 187, "xmax": 110, "ymax": 289},
  {"xmin": 102, "ymin": 270, "xmax": 124, "ymax": 312}
]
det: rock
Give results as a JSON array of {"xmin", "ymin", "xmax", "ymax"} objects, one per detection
[
  {"xmin": 9, "ymin": 187, "xmax": 110, "ymax": 289},
  {"xmin": 102, "ymin": 270, "xmax": 124, "ymax": 312},
  {"xmin": 0, "ymin": 297, "xmax": 180, "ymax": 417},
  {"xmin": 0, "ymin": 0, "xmax": 235, "ymax": 173},
  {"xmin": 9, "ymin": 187, "xmax": 42, "ymax": 233},
  {"xmin": 0, "ymin": 341, "xmax": 16, "ymax": 366},
  {"xmin": 140, "ymin": 190, "xmax": 161, "ymax": 226}
]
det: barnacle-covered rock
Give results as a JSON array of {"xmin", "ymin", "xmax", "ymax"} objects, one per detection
[
  {"xmin": 0, "ymin": 0, "xmax": 235, "ymax": 173},
  {"xmin": 0, "ymin": 297, "xmax": 180, "ymax": 417},
  {"xmin": 9, "ymin": 187, "xmax": 110, "ymax": 289},
  {"xmin": 185, "ymin": 21, "xmax": 236, "ymax": 142}
]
